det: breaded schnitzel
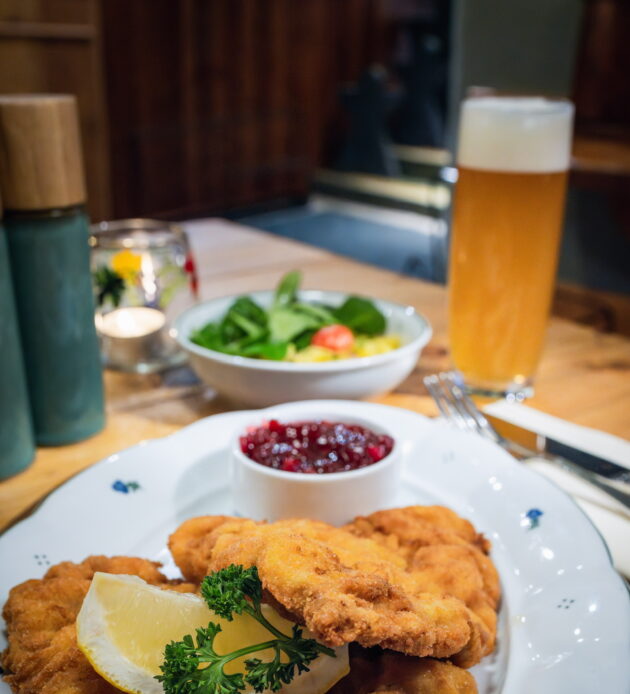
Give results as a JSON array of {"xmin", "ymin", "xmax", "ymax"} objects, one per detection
[
  {"xmin": 2, "ymin": 506, "xmax": 498, "ymax": 693},
  {"xmin": 168, "ymin": 508, "xmax": 500, "ymax": 667},
  {"xmin": 208, "ymin": 525, "xmax": 473, "ymax": 658},
  {"xmin": 2, "ymin": 551, "xmax": 479, "ymax": 694},
  {"xmin": 1, "ymin": 556, "xmax": 197, "ymax": 694},
  {"xmin": 344, "ymin": 507, "xmax": 500, "ymax": 662},
  {"xmin": 330, "ymin": 645, "xmax": 478, "ymax": 693},
  {"xmin": 344, "ymin": 506, "xmax": 491, "ymax": 558}
]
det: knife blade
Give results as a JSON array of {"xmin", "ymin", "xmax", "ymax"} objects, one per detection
[{"xmin": 484, "ymin": 413, "xmax": 630, "ymax": 485}]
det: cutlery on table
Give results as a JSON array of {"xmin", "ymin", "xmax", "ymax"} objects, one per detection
[{"xmin": 424, "ymin": 371, "xmax": 630, "ymax": 511}]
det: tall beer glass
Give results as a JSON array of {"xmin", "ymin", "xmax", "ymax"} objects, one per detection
[{"xmin": 448, "ymin": 97, "xmax": 574, "ymax": 398}]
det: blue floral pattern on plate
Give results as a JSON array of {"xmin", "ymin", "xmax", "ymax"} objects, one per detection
[
  {"xmin": 112, "ymin": 480, "xmax": 141, "ymax": 494},
  {"xmin": 522, "ymin": 508, "xmax": 543, "ymax": 530}
]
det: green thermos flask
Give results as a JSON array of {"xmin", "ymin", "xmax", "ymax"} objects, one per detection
[
  {"xmin": 0, "ymin": 95, "xmax": 105, "ymax": 445},
  {"xmin": 0, "ymin": 195, "xmax": 35, "ymax": 477}
]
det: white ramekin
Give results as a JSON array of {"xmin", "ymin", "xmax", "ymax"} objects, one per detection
[{"xmin": 231, "ymin": 408, "xmax": 401, "ymax": 525}]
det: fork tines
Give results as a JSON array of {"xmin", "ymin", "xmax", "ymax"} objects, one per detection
[{"xmin": 423, "ymin": 371, "xmax": 499, "ymax": 443}]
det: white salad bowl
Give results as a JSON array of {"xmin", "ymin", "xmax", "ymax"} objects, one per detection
[
  {"xmin": 231, "ymin": 405, "xmax": 401, "ymax": 525},
  {"xmin": 173, "ymin": 289, "xmax": 432, "ymax": 406}
]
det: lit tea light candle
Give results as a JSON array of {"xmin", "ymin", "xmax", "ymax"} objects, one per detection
[
  {"xmin": 97, "ymin": 306, "xmax": 165, "ymax": 338},
  {"xmin": 96, "ymin": 307, "xmax": 168, "ymax": 372}
]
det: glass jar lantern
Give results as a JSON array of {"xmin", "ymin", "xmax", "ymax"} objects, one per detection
[{"xmin": 90, "ymin": 219, "xmax": 198, "ymax": 373}]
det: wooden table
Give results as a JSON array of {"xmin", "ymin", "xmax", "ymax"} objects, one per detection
[{"xmin": 2, "ymin": 219, "xmax": 630, "ymax": 532}]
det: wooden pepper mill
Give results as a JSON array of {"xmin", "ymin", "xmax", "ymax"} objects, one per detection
[{"xmin": 0, "ymin": 94, "xmax": 105, "ymax": 445}]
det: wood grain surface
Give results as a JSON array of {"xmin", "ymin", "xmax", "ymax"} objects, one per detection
[
  {"xmin": 0, "ymin": 94, "xmax": 86, "ymax": 210},
  {"xmin": 1, "ymin": 219, "xmax": 629, "ymax": 531}
]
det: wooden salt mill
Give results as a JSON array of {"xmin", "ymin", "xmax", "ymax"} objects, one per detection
[{"xmin": 0, "ymin": 94, "xmax": 104, "ymax": 445}]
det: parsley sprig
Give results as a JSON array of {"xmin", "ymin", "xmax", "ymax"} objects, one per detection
[{"xmin": 156, "ymin": 565, "xmax": 334, "ymax": 693}]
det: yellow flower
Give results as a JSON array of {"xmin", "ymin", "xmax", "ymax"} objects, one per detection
[{"xmin": 111, "ymin": 249, "xmax": 142, "ymax": 281}]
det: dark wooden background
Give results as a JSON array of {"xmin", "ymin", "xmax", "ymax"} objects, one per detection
[
  {"xmin": 101, "ymin": 0, "xmax": 393, "ymax": 220},
  {"xmin": 571, "ymin": 0, "xmax": 630, "ymax": 239},
  {"xmin": 0, "ymin": 0, "xmax": 392, "ymax": 220},
  {"xmin": 0, "ymin": 0, "xmax": 112, "ymax": 219},
  {"xmin": 0, "ymin": 0, "xmax": 628, "ymax": 223}
]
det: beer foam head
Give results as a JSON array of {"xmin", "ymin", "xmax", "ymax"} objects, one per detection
[{"xmin": 457, "ymin": 97, "xmax": 574, "ymax": 173}]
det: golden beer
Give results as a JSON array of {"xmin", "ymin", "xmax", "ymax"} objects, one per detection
[{"xmin": 448, "ymin": 97, "xmax": 573, "ymax": 396}]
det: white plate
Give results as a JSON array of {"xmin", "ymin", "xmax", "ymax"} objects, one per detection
[{"xmin": 1, "ymin": 401, "xmax": 628, "ymax": 693}]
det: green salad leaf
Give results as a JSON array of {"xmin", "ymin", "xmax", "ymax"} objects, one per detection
[
  {"xmin": 240, "ymin": 342, "xmax": 288, "ymax": 360},
  {"xmin": 189, "ymin": 271, "xmax": 387, "ymax": 360},
  {"xmin": 293, "ymin": 329, "xmax": 316, "ymax": 351},
  {"xmin": 291, "ymin": 302, "xmax": 336, "ymax": 323},
  {"xmin": 273, "ymin": 271, "xmax": 301, "ymax": 309},
  {"xmin": 191, "ymin": 323, "xmax": 225, "ymax": 352},
  {"xmin": 227, "ymin": 297, "xmax": 267, "ymax": 327},
  {"xmin": 333, "ymin": 296, "xmax": 386, "ymax": 336},
  {"xmin": 228, "ymin": 312, "xmax": 266, "ymax": 341},
  {"xmin": 268, "ymin": 307, "xmax": 321, "ymax": 344}
]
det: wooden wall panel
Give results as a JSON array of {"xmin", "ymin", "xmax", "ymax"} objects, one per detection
[
  {"xmin": 0, "ymin": 0, "xmax": 390, "ymax": 220},
  {"xmin": 0, "ymin": 0, "xmax": 90, "ymax": 25},
  {"xmin": 570, "ymin": 0, "xmax": 630, "ymax": 241},
  {"xmin": 573, "ymin": 0, "xmax": 630, "ymax": 129},
  {"xmin": 0, "ymin": 0, "xmax": 111, "ymax": 220},
  {"xmin": 101, "ymin": 0, "xmax": 387, "ymax": 220},
  {"xmin": 101, "ymin": 0, "xmax": 187, "ymax": 218}
]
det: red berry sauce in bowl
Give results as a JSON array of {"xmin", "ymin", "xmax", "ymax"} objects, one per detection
[
  {"xmin": 239, "ymin": 419, "xmax": 394, "ymax": 474},
  {"xmin": 231, "ymin": 405, "xmax": 401, "ymax": 524}
]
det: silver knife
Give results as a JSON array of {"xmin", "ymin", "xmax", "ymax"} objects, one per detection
[
  {"xmin": 485, "ymin": 414, "xmax": 630, "ymax": 484},
  {"xmin": 484, "ymin": 413, "xmax": 630, "ymax": 510}
]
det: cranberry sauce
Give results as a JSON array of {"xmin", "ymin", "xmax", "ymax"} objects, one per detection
[{"xmin": 240, "ymin": 419, "xmax": 394, "ymax": 474}]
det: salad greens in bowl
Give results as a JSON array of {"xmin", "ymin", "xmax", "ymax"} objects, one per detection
[
  {"xmin": 173, "ymin": 272, "xmax": 432, "ymax": 406},
  {"xmin": 188, "ymin": 272, "xmax": 400, "ymax": 363}
]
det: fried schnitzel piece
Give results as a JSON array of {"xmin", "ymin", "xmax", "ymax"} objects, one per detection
[
  {"xmin": 168, "ymin": 510, "xmax": 500, "ymax": 667},
  {"xmin": 271, "ymin": 518, "xmax": 496, "ymax": 661},
  {"xmin": 344, "ymin": 506, "xmax": 491, "ymax": 559},
  {"xmin": 211, "ymin": 526, "xmax": 473, "ymax": 658},
  {"xmin": 330, "ymin": 645, "xmax": 477, "ymax": 694},
  {"xmin": 343, "ymin": 509, "xmax": 499, "ymax": 614},
  {"xmin": 168, "ymin": 514, "xmax": 255, "ymax": 584},
  {"xmin": 344, "ymin": 506, "xmax": 500, "ymax": 666},
  {"xmin": 268, "ymin": 521, "xmax": 497, "ymax": 668},
  {"xmin": 407, "ymin": 545, "xmax": 499, "ymax": 632},
  {"xmin": 170, "ymin": 518, "xmax": 476, "ymax": 660},
  {"xmin": 1, "ymin": 556, "xmax": 197, "ymax": 694},
  {"xmin": 273, "ymin": 518, "xmax": 408, "ymax": 569}
]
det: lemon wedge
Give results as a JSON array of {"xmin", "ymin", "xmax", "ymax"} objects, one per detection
[{"xmin": 76, "ymin": 572, "xmax": 348, "ymax": 694}]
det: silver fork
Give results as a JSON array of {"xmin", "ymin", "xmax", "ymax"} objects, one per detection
[{"xmin": 424, "ymin": 371, "xmax": 630, "ymax": 511}]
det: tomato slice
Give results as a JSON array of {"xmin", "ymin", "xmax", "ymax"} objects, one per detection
[{"xmin": 311, "ymin": 324, "xmax": 355, "ymax": 352}]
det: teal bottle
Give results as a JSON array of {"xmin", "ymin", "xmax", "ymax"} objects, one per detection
[
  {"xmin": 0, "ymin": 94, "xmax": 104, "ymax": 445},
  {"xmin": 5, "ymin": 208, "xmax": 105, "ymax": 444},
  {"xmin": 0, "ymin": 220, "xmax": 35, "ymax": 477}
]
